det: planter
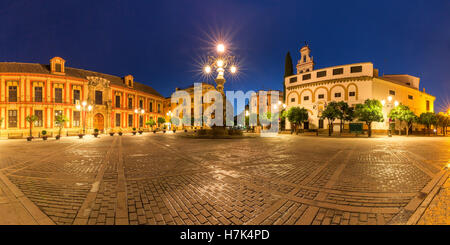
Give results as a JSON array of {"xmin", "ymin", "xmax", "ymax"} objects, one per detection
[
  {"xmin": 78, "ymin": 134, "xmax": 84, "ymax": 139},
  {"xmin": 27, "ymin": 137, "xmax": 33, "ymax": 142},
  {"xmin": 93, "ymin": 133, "xmax": 98, "ymax": 138},
  {"xmin": 184, "ymin": 129, "xmax": 187, "ymax": 132},
  {"xmin": 163, "ymin": 130, "xmax": 166, "ymax": 133},
  {"xmin": 173, "ymin": 130, "xmax": 176, "ymax": 133},
  {"xmin": 138, "ymin": 131, "xmax": 143, "ymax": 135},
  {"xmin": 132, "ymin": 132, "xmax": 137, "ymax": 135},
  {"xmin": 118, "ymin": 132, "xmax": 123, "ymax": 136},
  {"xmin": 109, "ymin": 133, "xmax": 115, "ymax": 136},
  {"xmin": 42, "ymin": 136, "xmax": 48, "ymax": 141},
  {"xmin": 55, "ymin": 135, "xmax": 61, "ymax": 140},
  {"xmin": 153, "ymin": 130, "xmax": 156, "ymax": 134}
]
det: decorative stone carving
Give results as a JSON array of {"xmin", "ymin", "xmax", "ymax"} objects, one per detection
[{"xmin": 86, "ymin": 76, "xmax": 110, "ymax": 88}]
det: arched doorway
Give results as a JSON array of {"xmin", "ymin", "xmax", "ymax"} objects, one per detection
[{"xmin": 93, "ymin": 113, "xmax": 104, "ymax": 132}]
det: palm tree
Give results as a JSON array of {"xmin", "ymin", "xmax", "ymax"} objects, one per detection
[
  {"xmin": 55, "ymin": 114, "xmax": 69, "ymax": 138},
  {"xmin": 25, "ymin": 115, "xmax": 38, "ymax": 138}
]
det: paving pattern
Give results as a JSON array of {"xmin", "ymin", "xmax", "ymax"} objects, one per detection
[{"xmin": 0, "ymin": 134, "xmax": 448, "ymax": 225}]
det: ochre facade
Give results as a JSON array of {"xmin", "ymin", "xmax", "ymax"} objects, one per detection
[{"xmin": 0, "ymin": 57, "xmax": 166, "ymax": 138}]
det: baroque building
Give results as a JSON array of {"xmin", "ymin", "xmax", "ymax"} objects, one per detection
[
  {"xmin": 284, "ymin": 45, "xmax": 435, "ymax": 132},
  {"xmin": 0, "ymin": 57, "xmax": 166, "ymax": 138}
]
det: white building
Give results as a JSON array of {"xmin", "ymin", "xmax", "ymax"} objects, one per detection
[{"xmin": 284, "ymin": 45, "xmax": 435, "ymax": 132}]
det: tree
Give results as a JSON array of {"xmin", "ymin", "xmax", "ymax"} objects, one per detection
[
  {"xmin": 171, "ymin": 117, "xmax": 180, "ymax": 129},
  {"xmin": 436, "ymin": 112, "xmax": 449, "ymax": 136},
  {"xmin": 388, "ymin": 104, "xmax": 417, "ymax": 136},
  {"xmin": 336, "ymin": 101, "xmax": 354, "ymax": 134},
  {"xmin": 284, "ymin": 52, "xmax": 294, "ymax": 101},
  {"xmin": 25, "ymin": 115, "xmax": 38, "ymax": 138},
  {"xmin": 355, "ymin": 99, "xmax": 384, "ymax": 137},
  {"xmin": 287, "ymin": 107, "xmax": 308, "ymax": 134},
  {"xmin": 145, "ymin": 118, "xmax": 156, "ymax": 128},
  {"xmin": 55, "ymin": 114, "xmax": 69, "ymax": 137},
  {"xmin": 418, "ymin": 112, "xmax": 437, "ymax": 136},
  {"xmin": 182, "ymin": 116, "xmax": 191, "ymax": 129},
  {"xmin": 321, "ymin": 102, "xmax": 341, "ymax": 136},
  {"xmin": 157, "ymin": 117, "xmax": 166, "ymax": 128}
]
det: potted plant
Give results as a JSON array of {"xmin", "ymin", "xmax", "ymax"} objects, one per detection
[
  {"xmin": 146, "ymin": 118, "xmax": 156, "ymax": 133},
  {"xmin": 118, "ymin": 131, "xmax": 123, "ymax": 136},
  {"xmin": 93, "ymin": 128, "xmax": 99, "ymax": 137},
  {"xmin": 25, "ymin": 115, "xmax": 38, "ymax": 141},
  {"xmin": 41, "ymin": 130, "xmax": 48, "ymax": 140},
  {"xmin": 55, "ymin": 114, "xmax": 68, "ymax": 140},
  {"xmin": 132, "ymin": 127, "xmax": 137, "ymax": 135},
  {"xmin": 138, "ymin": 128, "xmax": 143, "ymax": 135},
  {"xmin": 78, "ymin": 133, "xmax": 84, "ymax": 139},
  {"xmin": 173, "ymin": 129, "xmax": 176, "ymax": 133},
  {"xmin": 109, "ymin": 130, "xmax": 115, "ymax": 136}
]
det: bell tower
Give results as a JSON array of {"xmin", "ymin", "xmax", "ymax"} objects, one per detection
[{"xmin": 296, "ymin": 44, "xmax": 314, "ymax": 74}]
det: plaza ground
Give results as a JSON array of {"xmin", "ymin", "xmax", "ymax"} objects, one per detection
[{"xmin": 0, "ymin": 133, "xmax": 448, "ymax": 225}]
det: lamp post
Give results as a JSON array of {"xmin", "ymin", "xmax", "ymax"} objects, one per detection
[
  {"xmin": 381, "ymin": 96, "xmax": 398, "ymax": 137},
  {"xmin": 76, "ymin": 101, "xmax": 92, "ymax": 134},
  {"xmin": 202, "ymin": 43, "xmax": 238, "ymax": 128}
]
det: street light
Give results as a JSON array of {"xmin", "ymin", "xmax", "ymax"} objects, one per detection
[{"xmin": 77, "ymin": 101, "xmax": 92, "ymax": 134}]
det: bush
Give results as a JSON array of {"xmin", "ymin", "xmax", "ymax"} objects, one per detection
[
  {"xmin": 94, "ymin": 128, "xmax": 99, "ymax": 133},
  {"xmin": 41, "ymin": 130, "xmax": 47, "ymax": 136}
]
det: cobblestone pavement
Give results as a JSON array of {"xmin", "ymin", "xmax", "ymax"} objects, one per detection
[{"xmin": 0, "ymin": 134, "xmax": 448, "ymax": 225}]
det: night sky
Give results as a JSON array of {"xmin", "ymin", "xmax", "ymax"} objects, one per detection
[{"xmin": 1, "ymin": 0, "xmax": 449, "ymax": 112}]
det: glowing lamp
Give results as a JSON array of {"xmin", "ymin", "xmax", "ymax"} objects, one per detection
[
  {"xmin": 387, "ymin": 96, "xmax": 392, "ymax": 102},
  {"xmin": 216, "ymin": 59, "xmax": 224, "ymax": 68},
  {"xmin": 381, "ymin": 100, "xmax": 386, "ymax": 106},
  {"xmin": 230, "ymin": 66, "xmax": 237, "ymax": 73},
  {"xmin": 394, "ymin": 101, "xmax": 399, "ymax": 107},
  {"xmin": 134, "ymin": 109, "xmax": 138, "ymax": 113},
  {"xmin": 204, "ymin": 66, "xmax": 211, "ymax": 73},
  {"xmin": 76, "ymin": 104, "xmax": 81, "ymax": 110},
  {"xmin": 88, "ymin": 105, "xmax": 93, "ymax": 111},
  {"xmin": 141, "ymin": 109, "xmax": 145, "ymax": 114},
  {"xmin": 82, "ymin": 101, "xmax": 87, "ymax": 107},
  {"xmin": 217, "ymin": 44, "xmax": 225, "ymax": 53}
]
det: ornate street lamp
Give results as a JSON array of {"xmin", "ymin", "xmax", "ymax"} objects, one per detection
[
  {"xmin": 203, "ymin": 43, "xmax": 238, "ymax": 95},
  {"xmin": 76, "ymin": 101, "xmax": 92, "ymax": 134}
]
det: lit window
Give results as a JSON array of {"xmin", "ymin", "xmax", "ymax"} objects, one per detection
[
  {"xmin": 318, "ymin": 94, "xmax": 325, "ymax": 99},
  {"xmin": 303, "ymin": 96, "xmax": 309, "ymax": 101},
  {"xmin": 335, "ymin": 93, "xmax": 341, "ymax": 98},
  {"xmin": 389, "ymin": 90, "xmax": 395, "ymax": 95},
  {"xmin": 349, "ymin": 91, "xmax": 356, "ymax": 97}
]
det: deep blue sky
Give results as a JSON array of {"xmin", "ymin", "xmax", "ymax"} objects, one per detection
[{"xmin": 1, "ymin": 0, "xmax": 449, "ymax": 111}]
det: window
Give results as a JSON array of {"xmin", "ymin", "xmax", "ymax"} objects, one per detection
[
  {"xmin": 303, "ymin": 96, "xmax": 309, "ymax": 101},
  {"xmin": 73, "ymin": 89, "xmax": 80, "ymax": 104},
  {"xmin": 318, "ymin": 94, "xmax": 325, "ymax": 99},
  {"xmin": 316, "ymin": 71, "xmax": 326, "ymax": 78},
  {"xmin": 426, "ymin": 100, "xmax": 430, "ymax": 111},
  {"xmin": 149, "ymin": 102, "xmax": 153, "ymax": 112},
  {"xmin": 303, "ymin": 56, "xmax": 306, "ymax": 62},
  {"xmin": 9, "ymin": 86, "xmax": 17, "ymax": 102},
  {"xmin": 55, "ymin": 63, "xmax": 62, "ymax": 73},
  {"xmin": 128, "ymin": 114, "xmax": 133, "ymax": 127},
  {"xmin": 335, "ymin": 93, "xmax": 341, "ymax": 98},
  {"xmin": 139, "ymin": 116, "xmax": 143, "ymax": 127},
  {"xmin": 406, "ymin": 82, "xmax": 411, "ymax": 86},
  {"xmin": 34, "ymin": 87, "xmax": 43, "ymax": 102},
  {"xmin": 116, "ymin": 113, "xmax": 121, "ymax": 127},
  {"xmin": 128, "ymin": 98, "xmax": 133, "ymax": 109},
  {"xmin": 302, "ymin": 74, "xmax": 311, "ymax": 80},
  {"xmin": 289, "ymin": 77, "xmax": 297, "ymax": 83},
  {"xmin": 35, "ymin": 110, "xmax": 43, "ymax": 127},
  {"xmin": 408, "ymin": 95, "xmax": 413, "ymax": 100},
  {"xmin": 291, "ymin": 98, "xmax": 295, "ymax": 102},
  {"xmin": 333, "ymin": 68, "xmax": 343, "ymax": 75},
  {"xmin": 139, "ymin": 100, "xmax": 143, "ymax": 109},
  {"xmin": 54, "ymin": 110, "xmax": 63, "ymax": 126},
  {"xmin": 115, "ymin": 96, "xmax": 121, "ymax": 108},
  {"xmin": 349, "ymin": 91, "xmax": 356, "ymax": 97},
  {"xmin": 157, "ymin": 104, "xmax": 161, "ymax": 113},
  {"xmin": 350, "ymin": 66, "xmax": 362, "ymax": 73},
  {"xmin": 389, "ymin": 90, "xmax": 395, "ymax": 95},
  {"xmin": 55, "ymin": 88, "xmax": 63, "ymax": 103},
  {"xmin": 95, "ymin": 91, "xmax": 103, "ymax": 105},
  {"xmin": 8, "ymin": 110, "xmax": 17, "ymax": 128},
  {"xmin": 73, "ymin": 111, "xmax": 81, "ymax": 127}
]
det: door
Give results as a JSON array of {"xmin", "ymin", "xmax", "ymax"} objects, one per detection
[{"xmin": 93, "ymin": 113, "xmax": 104, "ymax": 132}]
